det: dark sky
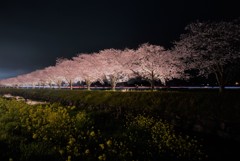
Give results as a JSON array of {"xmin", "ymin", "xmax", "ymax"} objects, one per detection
[{"xmin": 0, "ymin": 0, "xmax": 239, "ymax": 79}]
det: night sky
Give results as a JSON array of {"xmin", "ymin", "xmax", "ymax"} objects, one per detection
[{"xmin": 0, "ymin": 0, "xmax": 239, "ymax": 79}]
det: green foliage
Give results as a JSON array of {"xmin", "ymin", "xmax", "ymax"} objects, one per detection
[
  {"xmin": 0, "ymin": 97, "xmax": 207, "ymax": 161},
  {"xmin": 1, "ymin": 88, "xmax": 240, "ymax": 123},
  {"xmin": 120, "ymin": 115, "xmax": 205, "ymax": 161}
]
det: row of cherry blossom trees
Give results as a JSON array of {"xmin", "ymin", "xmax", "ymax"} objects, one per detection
[
  {"xmin": 1, "ymin": 18, "xmax": 239, "ymax": 92},
  {"xmin": 0, "ymin": 43, "xmax": 183, "ymax": 90}
]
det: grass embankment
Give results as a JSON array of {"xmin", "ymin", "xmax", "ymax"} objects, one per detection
[
  {"xmin": 0, "ymin": 88, "xmax": 240, "ymax": 161},
  {"xmin": 1, "ymin": 88, "xmax": 240, "ymax": 129}
]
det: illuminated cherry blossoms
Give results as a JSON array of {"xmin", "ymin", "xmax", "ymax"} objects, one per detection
[{"xmin": 0, "ymin": 43, "xmax": 183, "ymax": 90}]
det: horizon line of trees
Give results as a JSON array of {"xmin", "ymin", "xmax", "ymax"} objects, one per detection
[{"xmin": 0, "ymin": 18, "xmax": 239, "ymax": 92}]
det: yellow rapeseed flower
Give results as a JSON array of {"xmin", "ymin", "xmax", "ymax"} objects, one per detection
[
  {"xmin": 85, "ymin": 149, "xmax": 90, "ymax": 154},
  {"xmin": 99, "ymin": 144, "xmax": 104, "ymax": 150},
  {"xmin": 90, "ymin": 131, "xmax": 95, "ymax": 137},
  {"xmin": 32, "ymin": 133, "xmax": 37, "ymax": 139},
  {"xmin": 106, "ymin": 140, "xmax": 112, "ymax": 147}
]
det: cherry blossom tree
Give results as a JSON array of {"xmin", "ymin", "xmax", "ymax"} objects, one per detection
[
  {"xmin": 19, "ymin": 72, "xmax": 41, "ymax": 88},
  {"xmin": 173, "ymin": 19, "xmax": 240, "ymax": 92},
  {"xmin": 128, "ymin": 43, "xmax": 182, "ymax": 90},
  {"xmin": 30, "ymin": 70, "xmax": 50, "ymax": 88},
  {"xmin": 13, "ymin": 74, "xmax": 30, "ymax": 88},
  {"xmin": 95, "ymin": 48, "xmax": 135, "ymax": 90},
  {"xmin": 41, "ymin": 66, "xmax": 65, "ymax": 88},
  {"xmin": 72, "ymin": 53, "xmax": 103, "ymax": 90},
  {"xmin": 55, "ymin": 58, "xmax": 78, "ymax": 90}
]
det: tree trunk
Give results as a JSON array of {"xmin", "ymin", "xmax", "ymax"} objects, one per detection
[
  {"xmin": 214, "ymin": 71, "xmax": 225, "ymax": 93},
  {"xmin": 150, "ymin": 71, "xmax": 155, "ymax": 91},
  {"xmin": 87, "ymin": 85, "xmax": 91, "ymax": 91},
  {"xmin": 57, "ymin": 81, "xmax": 61, "ymax": 89},
  {"xmin": 111, "ymin": 76, "xmax": 117, "ymax": 91},
  {"xmin": 219, "ymin": 84, "xmax": 225, "ymax": 93},
  {"xmin": 69, "ymin": 80, "xmax": 73, "ymax": 90},
  {"xmin": 112, "ymin": 83, "xmax": 116, "ymax": 91},
  {"xmin": 86, "ymin": 79, "xmax": 92, "ymax": 91}
]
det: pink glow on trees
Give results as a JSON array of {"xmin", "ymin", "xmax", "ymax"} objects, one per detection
[
  {"xmin": 31, "ymin": 70, "xmax": 49, "ymax": 87},
  {"xmin": 41, "ymin": 66, "xmax": 64, "ymax": 88},
  {"xmin": 14, "ymin": 75, "xmax": 29, "ymax": 87},
  {"xmin": 33, "ymin": 68, "xmax": 63, "ymax": 88},
  {"xmin": 73, "ymin": 53, "xmax": 103, "ymax": 90},
  {"xmin": 55, "ymin": 58, "xmax": 78, "ymax": 90},
  {"xmin": 128, "ymin": 43, "xmax": 181, "ymax": 90},
  {"xmin": 96, "ymin": 48, "xmax": 135, "ymax": 90},
  {"xmin": 174, "ymin": 19, "xmax": 240, "ymax": 92},
  {"xmin": 0, "ymin": 73, "xmax": 38, "ymax": 88},
  {"xmin": 0, "ymin": 43, "xmax": 185, "ymax": 90},
  {"xmin": 0, "ymin": 77, "xmax": 18, "ymax": 87},
  {"xmin": 0, "ymin": 67, "xmax": 64, "ymax": 89},
  {"xmin": 19, "ymin": 72, "xmax": 40, "ymax": 88}
]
